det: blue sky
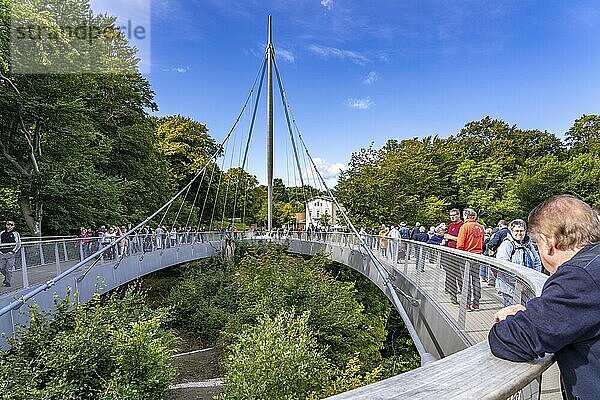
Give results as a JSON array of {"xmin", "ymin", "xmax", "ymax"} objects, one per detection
[{"xmin": 94, "ymin": 0, "xmax": 600, "ymax": 187}]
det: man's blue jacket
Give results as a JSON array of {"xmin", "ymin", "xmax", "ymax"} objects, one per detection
[{"xmin": 488, "ymin": 242, "xmax": 600, "ymax": 400}]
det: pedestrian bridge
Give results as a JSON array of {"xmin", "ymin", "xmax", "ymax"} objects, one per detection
[{"xmin": 0, "ymin": 232, "xmax": 555, "ymax": 399}]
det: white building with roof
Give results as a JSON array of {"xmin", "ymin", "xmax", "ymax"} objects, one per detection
[{"xmin": 305, "ymin": 196, "xmax": 344, "ymax": 228}]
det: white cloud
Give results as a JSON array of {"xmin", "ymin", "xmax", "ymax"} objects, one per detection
[
  {"xmin": 162, "ymin": 66, "xmax": 190, "ymax": 73},
  {"xmin": 320, "ymin": 0, "xmax": 333, "ymax": 10},
  {"xmin": 277, "ymin": 49, "xmax": 296, "ymax": 63},
  {"xmin": 313, "ymin": 157, "xmax": 346, "ymax": 179},
  {"xmin": 363, "ymin": 71, "xmax": 379, "ymax": 85},
  {"xmin": 307, "ymin": 157, "xmax": 346, "ymax": 188},
  {"xmin": 308, "ymin": 44, "xmax": 370, "ymax": 66},
  {"xmin": 345, "ymin": 97, "xmax": 374, "ymax": 110}
]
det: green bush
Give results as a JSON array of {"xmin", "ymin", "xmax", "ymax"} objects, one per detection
[
  {"xmin": 0, "ymin": 288, "xmax": 175, "ymax": 400},
  {"xmin": 323, "ymin": 262, "xmax": 420, "ymax": 376},
  {"xmin": 233, "ymin": 246, "xmax": 386, "ymax": 370},
  {"xmin": 219, "ymin": 310, "xmax": 329, "ymax": 400},
  {"xmin": 165, "ymin": 242, "xmax": 419, "ymax": 398},
  {"xmin": 165, "ymin": 258, "xmax": 238, "ymax": 347}
]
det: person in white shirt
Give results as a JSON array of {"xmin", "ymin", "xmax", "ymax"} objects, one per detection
[{"xmin": 387, "ymin": 224, "xmax": 401, "ymax": 263}]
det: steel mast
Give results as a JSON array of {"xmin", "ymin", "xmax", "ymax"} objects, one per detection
[{"xmin": 266, "ymin": 15, "xmax": 274, "ymax": 231}]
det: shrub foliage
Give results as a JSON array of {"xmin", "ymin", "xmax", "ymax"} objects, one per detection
[
  {"xmin": 0, "ymin": 289, "xmax": 175, "ymax": 400},
  {"xmin": 166, "ymin": 242, "xmax": 419, "ymax": 398}
]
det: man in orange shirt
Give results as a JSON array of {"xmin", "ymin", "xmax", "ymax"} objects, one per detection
[{"xmin": 457, "ymin": 208, "xmax": 485, "ymax": 311}]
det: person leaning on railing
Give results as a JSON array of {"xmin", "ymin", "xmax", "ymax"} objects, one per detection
[{"xmin": 489, "ymin": 195, "xmax": 600, "ymax": 400}]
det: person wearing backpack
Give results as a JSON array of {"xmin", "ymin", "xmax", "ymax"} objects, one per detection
[
  {"xmin": 397, "ymin": 222, "xmax": 410, "ymax": 259},
  {"xmin": 495, "ymin": 219, "xmax": 541, "ymax": 307},
  {"xmin": 487, "ymin": 220, "xmax": 509, "ymax": 255}
]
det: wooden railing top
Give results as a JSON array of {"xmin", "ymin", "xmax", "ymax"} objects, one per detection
[{"xmin": 325, "ymin": 341, "xmax": 554, "ymax": 400}]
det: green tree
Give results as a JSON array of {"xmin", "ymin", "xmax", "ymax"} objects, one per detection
[
  {"xmin": 510, "ymin": 155, "xmax": 568, "ymax": 216},
  {"xmin": 272, "ymin": 178, "xmax": 288, "ymax": 203},
  {"xmin": 565, "ymin": 114, "xmax": 600, "ymax": 154},
  {"xmin": 319, "ymin": 210, "xmax": 332, "ymax": 227},
  {"xmin": 336, "ymin": 137, "xmax": 458, "ymax": 227},
  {"xmin": 0, "ymin": 0, "xmax": 159, "ymax": 235},
  {"xmin": 166, "ymin": 258, "xmax": 238, "ymax": 347},
  {"xmin": 454, "ymin": 158, "xmax": 520, "ymax": 224},
  {"xmin": 219, "ymin": 310, "xmax": 329, "ymax": 400},
  {"xmin": 563, "ymin": 153, "xmax": 600, "ymax": 206},
  {"xmin": 0, "ymin": 289, "xmax": 174, "ymax": 399},
  {"xmin": 217, "ymin": 167, "xmax": 259, "ymax": 226},
  {"xmin": 155, "ymin": 115, "xmax": 220, "ymax": 188},
  {"xmin": 233, "ymin": 247, "xmax": 386, "ymax": 370}
]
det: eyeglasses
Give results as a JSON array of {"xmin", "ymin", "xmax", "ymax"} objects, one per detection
[
  {"xmin": 6, "ymin": 223, "xmax": 13, "ymax": 226},
  {"xmin": 512, "ymin": 229, "xmax": 526, "ymax": 234},
  {"xmin": 449, "ymin": 213, "xmax": 458, "ymax": 217}
]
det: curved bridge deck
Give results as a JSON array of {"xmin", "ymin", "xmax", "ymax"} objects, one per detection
[{"xmin": 0, "ymin": 232, "xmax": 558, "ymax": 399}]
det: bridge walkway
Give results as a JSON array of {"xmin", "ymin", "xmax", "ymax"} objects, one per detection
[{"xmin": 0, "ymin": 234, "xmax": 560, "ymax": 399}]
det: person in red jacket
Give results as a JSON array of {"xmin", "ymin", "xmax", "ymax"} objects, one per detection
[
  {"xmin": 443, "ymin": 208, "xmax": 464, "ymax": 304},
  {"xmin": 457, "ymin": 208, "xmax": 485, "ymax": 311}
]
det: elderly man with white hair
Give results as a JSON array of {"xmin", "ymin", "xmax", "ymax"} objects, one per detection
[{"xmin": 489, "ymin": 195, "xmax": 600, "ymax": 400}]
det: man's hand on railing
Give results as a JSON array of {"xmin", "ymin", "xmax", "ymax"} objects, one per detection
[{"xmin": 494, "ymin": 304, "xmax": 526, "ymax": 323}]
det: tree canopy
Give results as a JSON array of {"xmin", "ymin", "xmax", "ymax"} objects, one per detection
[
  {"xmin": 336, "ymin": 115, "xmax": 600, "ymax": 228},
  {"xmin": 0, "ymin": 0, "xmax": 167, "ymax": 235}
]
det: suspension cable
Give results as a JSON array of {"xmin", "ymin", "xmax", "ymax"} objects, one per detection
[
  {"xmin": 294, "ymin": 127, "xmax": 432, "ymax": 362},
  {"xmin": 197, "ymin": 162, "xmax": 217, "ymax": 232},
  {"xmin": 185, "ymin": 165, "xmax": 208, "ymax": 229},
  {"xmin": 273, "ymin": 57, "xmax": 305, "ymax": 187}
]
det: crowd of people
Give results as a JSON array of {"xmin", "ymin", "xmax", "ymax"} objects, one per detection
[
  {"xmin": 74, "ymin": 224, "xmax": 222, "ymax": 259},
  {"xmin": 352, "ymin": 197, "xmax": 600, "ymax": 400},
  {"xmin": 356, "ymin": 207, "xmax": 543, "ymax": 312}
]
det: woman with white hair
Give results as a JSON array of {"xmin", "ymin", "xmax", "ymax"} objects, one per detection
[{"xmin": 495, "ymin": 219, "xmax": 542, "ymax": 306}]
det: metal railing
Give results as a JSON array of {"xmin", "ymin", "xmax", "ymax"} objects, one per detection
[
  {"xmin": 1, "ymin": 230, "xmax": 556, "ymax": 399},
  {"xmin": 0, "ymin": 232, "xmax": 239, "ymax": 294},
  {"xmin": 282, "ymin": 231, "xmax": 547, "ymax": 343}
]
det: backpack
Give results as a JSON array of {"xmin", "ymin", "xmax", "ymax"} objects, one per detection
[
  {"xmin": 399, "ymin": 227, "xmax": 410, "ymax": 239},
  {"xmin": 498, "ymin": 238, "xmax": 535, "ymax": 268}
]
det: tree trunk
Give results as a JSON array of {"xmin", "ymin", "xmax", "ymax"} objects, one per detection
[{"xmin": 18, "ymin": 191, "xmax": 42, "ymax": 236}]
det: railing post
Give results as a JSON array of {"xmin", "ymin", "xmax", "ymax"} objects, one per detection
[
  {"xmin": 514, "ymin": 279, "xmax": 523, "ymax": 306},
  {"xmin": 62, "ymin": 240, "xmax": 68, "ymax": 261},
  {"xmin": 38, "ymin": 242, "xmax": 45, "ymax": 266},
  {"xmin": 54, "ymin": 242, "xmax": 61, "ymax": 275},
  {"xmin": 403, "ymin": 242, "xmax": 410, "ymax": 274},
  {"xmin": 416, "ymin": 246, "xmax": 424, "ymax": 285},
  {"xmin": 433, "ymin": 249, "xmax": 441, "ymax": 290},
  {"xmin": 79, "ymin": 241, "xmax": 84, "ymax": 262},
  {"xmin": 20, "ymin": 246, "xmax": 28, "ymax": 288},
  {"xmin": 458, "ymin": 260, "xmax": 471, "ymax": 329}
]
